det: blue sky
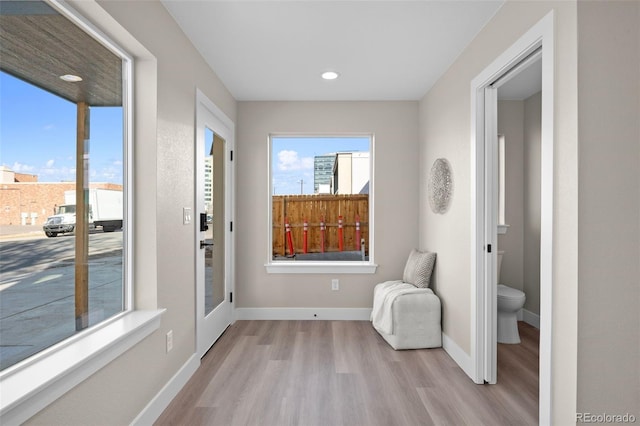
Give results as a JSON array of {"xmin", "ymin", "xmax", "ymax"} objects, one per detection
[
  {"xmin": 272, "ymin": 136, "xmax": 369, "ymax": 195},
  {"xmin": 0, "ymin": 72, "xmax": 123, "ymax": 184}
]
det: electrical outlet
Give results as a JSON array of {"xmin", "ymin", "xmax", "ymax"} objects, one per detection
[
  {"xmin": 166, "ymin": 330, "xmax": 173, "ymax": 353},
  {"xmin": 331, "ymin": 278, "xmax": 339, "ymax": 291}
]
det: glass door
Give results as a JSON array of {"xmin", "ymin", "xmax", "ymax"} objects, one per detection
[{"xmin": 196, "ymin": 91, "xmax": 233, "ymax": 358}]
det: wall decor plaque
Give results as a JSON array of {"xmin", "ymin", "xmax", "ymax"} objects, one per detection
[{"xmin": 428, "ymin": 158, "xmax": 453, "ymax": 214}]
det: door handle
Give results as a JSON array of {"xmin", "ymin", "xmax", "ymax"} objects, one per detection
[{"xmin": 200, "ymin": 240, "xmax": 213, "ymax": 249}]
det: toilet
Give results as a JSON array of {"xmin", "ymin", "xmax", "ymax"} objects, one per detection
[{"xmin": 497, "ymin": 251, "xmax": 526, "ymax": 344}]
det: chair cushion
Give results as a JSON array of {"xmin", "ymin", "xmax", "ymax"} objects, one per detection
[{"xmin": 402, "ymin": 249, "xmax": 436, "ymax": 288}]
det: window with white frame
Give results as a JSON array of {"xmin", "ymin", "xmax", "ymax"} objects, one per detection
[
  {"xmin": 498, "ymin": 134, "xmax": 506, "ymax": 226},
  {"xmin": 267, "ymin": 135, "xmax": 376, "ymax": 273},
  {"xmin": 0, "ymin": 3, "xmax": 168, "ymax": 424},
  {"xmin": 0, "ymin": 0, "xmax": 130, "ymax": 371}
]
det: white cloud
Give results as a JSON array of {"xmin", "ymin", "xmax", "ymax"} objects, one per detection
[
  {"xmin": 99, "ymin": 165, "xmax": 121, "ymax": 181},
  {"xmin": 277, "ymin": 150, "xmax": 313, "ymax": 171},
  {"xmin": 11, "ymin": 162, "xmax": 35, "ymax": 173},
  {"xmin": 40, "ymin": 165, "xmax": 74, "ymax": 177},
  {"xmin": 45, "ymin": 159, "xmax": 55, "ymax": 168}
]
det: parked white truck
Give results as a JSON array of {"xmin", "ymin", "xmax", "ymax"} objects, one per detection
[{"xmin": 43, "ymin": 189, "xmax": 123, "ymax": 237}]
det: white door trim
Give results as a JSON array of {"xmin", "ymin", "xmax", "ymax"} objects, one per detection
[
  {"xmin": 483, "ymin": 84, "xmax": 499, "ymax": 385},
  {"xmin": 195, "ymin": 89, "xmax": 235, "ymax": 358},
  {"xmin": 469, "ymin": 11, "xmax": 554, "ymax": 425}
]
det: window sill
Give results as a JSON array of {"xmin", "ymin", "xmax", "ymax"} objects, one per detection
[
  {"xmin": 498, "ymin": 224, "xmax": 510, "ymax": 235},
  {"xmin": 0, "ymin": 309, "xmax": 165, "ymax": 425},
  {"xmin": 265, "ymin": 261, "xmax": 378, "ymax": 274}
]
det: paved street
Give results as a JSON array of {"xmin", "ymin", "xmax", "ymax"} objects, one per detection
[
  {"xmin": 0, "ymin": 228, "xmax": 124, "ymax": 370},
  {"xmin": 0, "ymin": 227, "xmax": 122, "ymax": 278}
]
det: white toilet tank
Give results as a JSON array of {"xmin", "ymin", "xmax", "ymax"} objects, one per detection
[{"xmin": 497, "ymin": 250, "xmax": 504, "ymax": 284}]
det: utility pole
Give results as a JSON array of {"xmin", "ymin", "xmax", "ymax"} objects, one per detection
[
  {"xmin": 298, "ymin": 179, "xmax": 304, "ymax": 194},
  {"xmin": 75, "ymin": 101, "xmax": 89, "ymax": 331}
]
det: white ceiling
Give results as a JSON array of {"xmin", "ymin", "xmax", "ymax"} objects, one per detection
[
  {"xmin": 497, "ymin": 57, "xmax": 542, "ymax": 100},
  {"xmin": 161, "ymin": 0, "xmax": 504, "ymax": 101}
]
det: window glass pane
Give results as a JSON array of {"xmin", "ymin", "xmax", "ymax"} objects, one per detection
[
  {"xmin": 498, "ymin": 134, "xmax": 506, "ymax": 225},
  {"xmin": 0, "ymin": 2, "xmax": 125, "ymax": 371},
  {"xmin": 271, "ymin": 136, "xmax": 371, "ymax": 262}
]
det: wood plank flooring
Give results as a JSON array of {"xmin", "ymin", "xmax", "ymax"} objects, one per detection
[{"xmin": 156, "ymin": 321, "xmax": 539, "ymax": 426}]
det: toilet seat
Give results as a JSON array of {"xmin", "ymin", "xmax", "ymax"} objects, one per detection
[{"xmin": 497, "ymin": 284, "xmax": 525, "ymax": 300}]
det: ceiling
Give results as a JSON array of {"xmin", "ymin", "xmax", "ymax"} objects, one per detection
[
  {"xmin": 0, "ymin": 1, "xmax": 122, "ymax": 106},
  {"xmin": 497, "ymin": 57, "xmax": 542, "ymax": 101},
  {"xmin": 161, "ymin": 0, "xmax": 504, "ymax": 101}
]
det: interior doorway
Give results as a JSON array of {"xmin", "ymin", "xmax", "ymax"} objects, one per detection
[
  {"xmin": 494, "ymin": 53, "xmax": 542, "ymax": 418},
  {"xmin": 195, "ymin": 89, "xmax": 235, "ymax": 358},
  {"xmin": 470, "ymin": 11, "xmax": 554, "ymax": 425}
]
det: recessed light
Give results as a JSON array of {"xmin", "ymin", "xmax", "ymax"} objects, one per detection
[
  {"xmin": 60, "ymin": 74, "xmax": 83, "ymax": 82},
  {"xmin": 321, "ymin": 71, "xmax": 339, "ymax": 80}
]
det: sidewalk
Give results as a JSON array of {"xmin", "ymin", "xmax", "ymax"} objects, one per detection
[
  {"xmin": 0, "ymin": 252, "xmax": 123, "ymax": 370},
  {"xmin": 273, "ymin": 250, "xmax": 369, "ymax": 261},
  {"xmin": 0, "ymin": 224, "xmax": 45, "ymax": 240},
  {"xmin": 0, "ymin": 227, "xmax": 124, "ymax": 370}
]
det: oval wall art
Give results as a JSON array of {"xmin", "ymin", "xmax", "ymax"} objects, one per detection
[{"xmin": 428, "ymin": 158, "xmax": 453, "ymax": 214}]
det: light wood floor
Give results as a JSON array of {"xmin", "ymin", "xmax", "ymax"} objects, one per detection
[{"xmin": 156, "ymin": 321, "xmax": 539, "ymax": 426}]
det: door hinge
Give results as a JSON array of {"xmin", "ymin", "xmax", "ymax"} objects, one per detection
[
  {"xmin": 230, "ymin": 292, "xmax": 233, "ymax": 303},
  {"xmin": 230, "ymin": 221, "xmax": 233, "ymax": 232},
  {"xmin": 487, "ymin": 244, "xmax": 492, "ymax": 253},
  {"xmin": 230, "ymin": 150, "xmax": 233, "ymax": 161}
]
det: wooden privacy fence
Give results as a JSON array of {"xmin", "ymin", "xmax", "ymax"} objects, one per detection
[{"xmin": 273, "ymin": 194, "xmax": 369, "ymax": 256}]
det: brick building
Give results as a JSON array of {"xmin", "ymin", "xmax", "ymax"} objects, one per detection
[{"xmin": 0, "ymin": 167, "xmax": 122, "ymax": 226}]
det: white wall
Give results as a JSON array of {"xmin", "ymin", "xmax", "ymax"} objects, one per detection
[
  {"xmin": 576, "ymin": 0, "xmax": 640, "ymax": 416},
  {"xmin": 351, "ymin": 152, "xmax": 370, "ymax": 194},
  {"xmin": 236, "ymin": 101, "xmax": 419, "ymax": 309},
  {"xmin": 419, "ymin": 2, "xmax": 579, "ymax": 423},
  {"xmin": 335, "ymin": 152, "xmax": 354, "ymax": 195},
  {"xmin": 27, "ymin": 1, "xmax": 236, "ymax": 424}
]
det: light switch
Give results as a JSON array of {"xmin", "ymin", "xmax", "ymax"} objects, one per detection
[{"xmin": 183, "ymin": 207, "xmax": 192, "ymax": 225}]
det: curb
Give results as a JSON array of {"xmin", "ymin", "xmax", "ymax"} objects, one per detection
[{"xmin": 0, "ymin": 233, "xmax": 44, "ymax": 241}]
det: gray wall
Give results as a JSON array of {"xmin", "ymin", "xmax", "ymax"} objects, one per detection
[
  {"xmin": 497, "ymin": 92, "xmax": 542, "ymax": 316},
  {"xmin": 236, "ymin": 101, "xmax": 420, "ymax": 309},
  {"xmin": 523, "ymin": 92, "xmax": 541, "ymax": 316},
  {"xmin": 577, "ymin": 0, "xmax": 640, "ymax": 417},
  {"xmin": 419, "ymin": 2, "xmax": 580, "ymax": 423}
]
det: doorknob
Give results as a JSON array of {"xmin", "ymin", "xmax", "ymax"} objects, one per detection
[{"xmin": 200, "ymin": 240, "xmax": 213, "ymax": 249}]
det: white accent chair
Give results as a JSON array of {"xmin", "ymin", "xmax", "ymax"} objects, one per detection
[{"xmin": 371, "ymin": 250, "xmax": 442, "ymax": 350}]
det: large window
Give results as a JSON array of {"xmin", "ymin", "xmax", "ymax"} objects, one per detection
[
  {"xmin": 0, "ymin": 0, "xmax": 129, "ymax": 371},
  {"xmin": 267, "ymin": 135, "xmax": 376, "ymax": 273}
]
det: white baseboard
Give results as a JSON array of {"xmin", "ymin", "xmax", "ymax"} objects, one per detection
[
  {"xmin": 523, "ymin": 309, "xmax": 540, "ymax": 329},
  {"xmin": 234, "ymin": 307, "xmax": 372, "ymax": 321},
  {"xmin": 131, "ymin": 353, "xmax": 200, "ymax": 426},
  {"xmin": 442, "ymin": 333, "xmax": 474, "ymax": 381}
]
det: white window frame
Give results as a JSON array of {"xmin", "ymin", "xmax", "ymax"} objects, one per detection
[
  {"xmin": 265, "ymin": 134, "xmax": 377, "ymax": 274},
  {"xmin": 0, "ymin": 2, "xmax": 163, "ymax": 424},
  {"xmin": 497, "ymin": 134, "xmax": 509, "ymax": 234}
]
